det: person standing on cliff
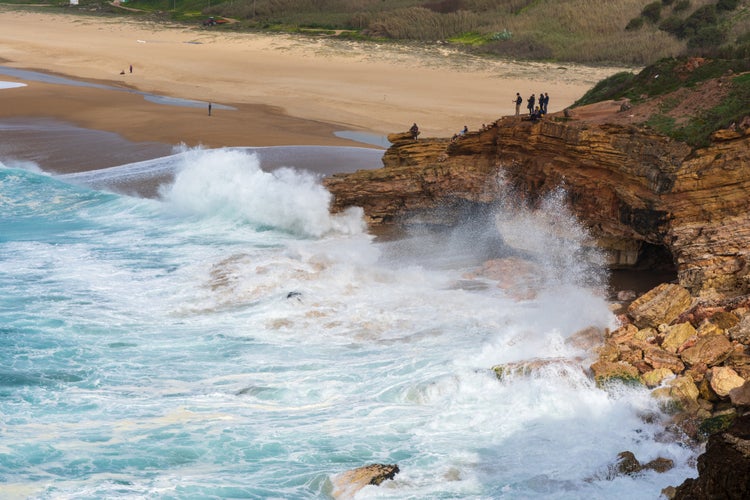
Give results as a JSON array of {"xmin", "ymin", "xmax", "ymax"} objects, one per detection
[
  {"xmin": 514, "ymin": 92, "xmax": 522, "ymax": 116},
  {"xmin": 410, "ymin": 123, "xmax": 420, "ymax": 141},
  {"xmin": 543, "ymin": 92, "xmax": 549, "ymax": 114},
  {"xmin": 527, "ymin": 94, "xmax": 535, "ymax": 116}
]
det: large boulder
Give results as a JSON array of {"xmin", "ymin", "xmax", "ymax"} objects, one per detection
[
  {"xmin": 627, "ymin": 284, "xmax": 693, "ymax": 329},
  {"xmin": 643, "ymin": 346, "xmax": 685, "ymax": 373},
  {"xmin": 590, "ymin": 360, "xmax": 641, "ymax": 387},
  {"xmin": 652, "ymin": 375, "xmax": 700, "ymax": 412},
  {"xmin": 661, "ymin": 322, "xmax": 697, "ymax": 353},
  {"xmin": 680, "ymin": 335, "xmax": 734, "ymax": 367},
  {"xmin": 709, "ymin": 367, "xmax": 746, "ymax": 398},
  {"xmin": 642, "ymin": 368, "xmax": 675, "ymax": 388}
]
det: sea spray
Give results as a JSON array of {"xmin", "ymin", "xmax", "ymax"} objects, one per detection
[{"xmin": 160, "ymin": 148, "xmax": 365, "ymax": 237}]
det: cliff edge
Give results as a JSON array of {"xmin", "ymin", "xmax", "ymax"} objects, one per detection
[{"xmin": 324, "ymin": 97, "xmax": 750, "ymax": 301}]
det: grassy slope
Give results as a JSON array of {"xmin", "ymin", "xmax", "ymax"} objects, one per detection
[{"xmin": 575, "ymin": 56, "xmax": 750, "ymax": 148}]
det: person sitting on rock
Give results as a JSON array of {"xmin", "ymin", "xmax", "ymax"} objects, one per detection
[{"xmin": 530, "ymin": 106, "xmax": 543, "ymax": 122}]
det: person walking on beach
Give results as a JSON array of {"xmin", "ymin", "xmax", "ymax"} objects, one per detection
[
  {"xmin": 410, "ymin": 123, "xmax": 420, "ymax": 141},
  {"xmin": 527, "ymin": 94, "xmax": 535, "ymax": 116},
  {"xmin": 514, "ymin": 92, "xmax": 522, "ymax": 116},
  {"xmin": 208, "ymin": 102, "xmax": 212, "ymax": 116},
  {"xmin": 129, "ymin": 64, "xmax": 133, "ymax": 74}
]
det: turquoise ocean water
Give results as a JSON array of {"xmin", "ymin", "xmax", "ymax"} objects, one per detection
[{"xmin": 1, "ymin": 147, "xmax": 697, "ymax": 499}]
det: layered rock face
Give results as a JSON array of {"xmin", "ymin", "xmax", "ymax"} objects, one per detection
[{"xmin": 323, "ymin": 117, "xmax": 750, "ymax": 299}]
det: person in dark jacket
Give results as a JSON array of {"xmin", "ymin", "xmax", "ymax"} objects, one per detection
[{"xmin": 410, "ymin": 123, "xmax": 420, "ymax": 140}]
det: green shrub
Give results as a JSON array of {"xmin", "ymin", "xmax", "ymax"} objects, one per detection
[
  {"xmin": 673, "ymin": 0, "xmax": 691, "ymax": 12},
  {"xmin": 626, "ymin": 17, "xmax": 644, "ymax": 31},
  {"xmin": 659, "ymin": 15, "xmax": 684, "ymax": 37},
  {"xmin": 688, "ymin": 25, "xmax": 727, "ymax": 50},
  {"xmin": 642, "ymin": 2, "xmax": 662, "ymax": 23},
  {"xmin": 574, "ymin": 71, "xmax": 636, "ymax": 106},
  {"xmin": 716, "ymin": 0, "xmax": 739, "ymax": 12},
  {"xmin": 682, "ymin": 5, "xmax": 718, "ymax": 39},
  {"xmin": 477, "ymin": 35, "xmax": 554, "ymax": 60},
  {"xmin": 645, "ymin": 114, "xmax": 677, "ymax": 136},
  {"xmin": 422, "ymin": 0, "xmax": 463, "ymax": 14}
]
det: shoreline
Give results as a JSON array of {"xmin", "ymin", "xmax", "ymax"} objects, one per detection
[{"xmin": 0, "ymin": 8, "xmax": 631, "ymax": 175}]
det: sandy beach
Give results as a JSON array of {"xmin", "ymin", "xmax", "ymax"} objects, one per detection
[{"xmin": 0, "ymin": 7, "xmax": 630, "ymax": 173}]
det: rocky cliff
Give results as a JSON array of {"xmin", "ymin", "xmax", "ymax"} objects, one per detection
[{"xmin": 324, "ymin": 108, "xmax": 750, "ymax": 300}]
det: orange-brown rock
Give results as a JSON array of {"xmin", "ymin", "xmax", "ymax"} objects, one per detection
[
  {"xmin": 708, "ymin": 366, "xmax": 746, "ymax": 397},
  {"xmin": 323, "ymin": 115, "xmax": 750, "ymax": 298},
  {"xmin": 627, "ymin": 284, "xmax": 693, "ymax": 329},
  {"xmin": 330, "ymin": 463, "xmax": 400, "ymax": 499},
  {"xmin": 662, "ymin": 322, "xmax": 699, "ymax": 353},
  {"xmin": 680, "ymin": 335, "xmax": 735, "ymax": 368},
  {"xmin": 590, "ymin": 360, "xmax": 641, "ymax": 387},
  {"xmin": 644, "ymin": 346, "xmax": 686, "ymax": 374}
]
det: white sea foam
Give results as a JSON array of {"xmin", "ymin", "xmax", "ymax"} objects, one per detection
[
  {"xmin": 0, "ymin": 81, "xmax": 26, "ymax": 89},
  {"xmin": 160, "ymin": 148, "xmax": 365, "ymax": 237}
]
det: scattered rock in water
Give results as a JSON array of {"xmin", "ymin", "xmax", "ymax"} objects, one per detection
[
  {"xmin": 330, "ymin": 463, "xmax": 400, "ymax": 499},
  {"xmin": 608, "ymin": 450, "xmax": 674, "ymax": 479},
  {"xmin": 492, "ymin": 357, "xmax": 585, "ymax": 381},
  {"xmin": 565, "ymin": 326, "xmax": 606, "ymax": 353}
]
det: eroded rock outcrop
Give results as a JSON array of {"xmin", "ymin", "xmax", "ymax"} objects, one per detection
[
  {"xmin": 671, "ymin": 413, "xmax": 750, "ymax": 499},
  {"xmin": 324, "ymin": 114, "xmax": 750, "ymax": 299}
]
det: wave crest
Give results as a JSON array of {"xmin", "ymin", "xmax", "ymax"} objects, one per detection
[{"xmin": 160, "ymin": 148, "xmax": 365, "ymax": 237}]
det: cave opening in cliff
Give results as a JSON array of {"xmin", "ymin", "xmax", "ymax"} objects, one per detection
[{"xmin": 609, "ymin": 242, "xmax": 678, "ymax": 294}]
